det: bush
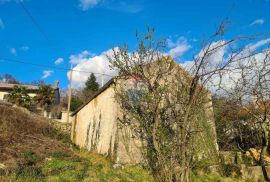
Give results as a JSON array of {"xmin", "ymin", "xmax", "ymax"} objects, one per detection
[
  {"xmin": 242, "ymin": 155, "xmax": 254, "ymax": 166},
  {"xmin": 221, "ymin": 164, "xmax": 241, "ymax": 177}
]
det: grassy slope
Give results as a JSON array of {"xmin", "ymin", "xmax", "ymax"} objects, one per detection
[
  {"xmin": 0, "ymin": 104, "xmax": 154, "ymax": 182},
  {"xmin": 0, "ymin": 104, "xmax": 256, "ymax": 182},
  {"xmin": 1, "ymin": 150, "xmax": 154, "ymax": 182}
]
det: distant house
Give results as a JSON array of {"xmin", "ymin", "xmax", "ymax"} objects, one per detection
[
  {"xmin": 70, "ymin": 60, "xmax": 219, "ymax": 164},
  {"xmin": 0, "ymin": 83, "xmax": 38, "ymax": 101}
]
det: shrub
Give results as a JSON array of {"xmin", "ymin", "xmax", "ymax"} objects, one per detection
[{"xmin": 221, "ymin": 164, "xmax": 241, "ymax": 177}]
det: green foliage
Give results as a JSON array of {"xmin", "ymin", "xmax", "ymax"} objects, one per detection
[
  {"xmin": 22, "ymin": 150, "xmax": 39, "ymax": 165},
  {"xmin": 220, "ymin": 164, "xmax": 241, "ymax": 177},
  {"xmin": 242, "ymin": 155, "xmax": 254, "ymax": 166},
  {"xmin": 191, "ymin": 173, "xmax": 250, "ymax": 182},
  {"xmin": 34, "ymin": 84, "xmax": 54, "ymax": 109},
  {"xmin": 48, "ymin": 152, "xmax": 70, "ymax": 159},
  {"xmin": 70, "ymin": 96, "xmax": 83, "ymax": 111},
  {"xmin": 213, "ymin": 97, "xmax": 262, "ymax": 151},
  {"xmin": 15, "ymin": 151, "xmax": 42, "ymax": 179},
  {"xmin": 7, "ymin": 85, "xmax": 32, "ymax": 108},
  {"xmin": 83, "ymin": 73, "xmax": 99, "ymax": 99},
  {"xmin": 192, "ymin": 159, "xmax": 214, "ymax": 174},
  {"xmin": 1, "ymin": 150, "xmax": 154, "ymax": 182}
]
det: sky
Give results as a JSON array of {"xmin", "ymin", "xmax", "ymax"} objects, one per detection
[{"xmin": 0, "ymin": 0, "xmax": 269, "ymax": 89}]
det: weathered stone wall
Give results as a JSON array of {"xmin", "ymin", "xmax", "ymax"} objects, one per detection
[
  {"xmin": 193, "ymin": 93, "xmax": 219, "ymax": 163},
  {"xmin": 71, "ymin": 86, "xmax": 119, "ymax": 156},
  {"xmin": 116, "ymin": 127, "xmax": 143, "ymax": 164},
  {"xmin": 49, "ymin": 120, "xmax": 71, "ymax": 135},
  {"xmin": 71, "ymin": 84, "xmax": 143, "ymax": 164}
]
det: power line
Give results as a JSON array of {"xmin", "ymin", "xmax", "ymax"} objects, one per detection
[
  {"xmin": 18, "ymin": 0, "xmax": 63, "ymax": 60},
  {"xmin": 0, "ymin": 57, "xmax": 114, "ymax": 77},
  {"xmin": 18, "ymin": 0, "xmax": 50, "ymax": 42},
  {"xmin": 15, "ymin": 1, "xmax": 114, "ymax": 81}
]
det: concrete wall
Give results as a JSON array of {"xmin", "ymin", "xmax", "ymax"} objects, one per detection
[
  {"xmin": 59, "ymin": 111, "xmax": 73, "ymax": 123},
  {"xmin": 116, "ymin": 127, "xmax": 143, "ymax": 164},
  {"xmin": 71, "ymin": 86, "xmax": 119, "ymax": 156},
  {"xmin": 0, "ymin": 91, "xmax": 9, "ymax": 100}
]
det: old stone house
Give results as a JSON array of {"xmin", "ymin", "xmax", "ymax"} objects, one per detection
[{"xmin": 71, "ymin": 60, "xmax": 219, "ymax": 164}]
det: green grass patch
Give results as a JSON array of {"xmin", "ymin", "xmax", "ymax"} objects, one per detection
[
  {"xmin": 0, "ymin": 149, "xmax": 154, "ymax": 182},
  {"xmin": 192, "ymin": 173, "xmax": 255, "ymax": 182}
]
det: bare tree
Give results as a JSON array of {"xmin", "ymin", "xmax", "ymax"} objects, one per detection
[
  {"xmin": 218, "ymin": 47, "xmax": 270, "ymax": 180},
  {"xmin": 107, "ymin": 23, "xmax": 259, "ymax": 182}
]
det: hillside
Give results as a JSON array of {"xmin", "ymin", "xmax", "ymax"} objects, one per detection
[
  {"xmin": 0, "ymin": 104, "xmax": 154, "ymax": 182},
  {"xmin": 0, "ymin": 104, "xmax": 252, "ymax": 182}
]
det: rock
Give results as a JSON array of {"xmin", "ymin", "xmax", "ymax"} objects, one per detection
[
  {"xmin": 45, "ymin": 157, "xmax": 52, "ymax": 161},
  {"xmin": 208, "ymin": 165, "xmax": 220, "ymax": 174},
  {"xmin": 0, "ymin": 163, "xmax": 5, "ymax": 169},
  {"xmin": 219, "ymin": 151, "xmax": 236, "ymax": 164},
  {"xmin": 113, "ymin": 163, "xmax": 123, "ymax": 169},
  {"xmin": 241, "ymin": 165, "xmax": 265, "ymax": 181}
]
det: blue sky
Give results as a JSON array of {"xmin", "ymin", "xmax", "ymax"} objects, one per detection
[{"xmin": 0, "ymin": 0, "xmax": 269, "ymax": 89}]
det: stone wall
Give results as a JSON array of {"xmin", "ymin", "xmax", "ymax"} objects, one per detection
[
  {"xmin": 71, "ymin": 84, "xmax": 144, "ymax": 164},
  {"xmin": 49, "ymin": 120, "xmax": 71, "ymax": 136},
  {"xmin": 71, "ymin": 86, "xmax": 119, "ymax": 156}
]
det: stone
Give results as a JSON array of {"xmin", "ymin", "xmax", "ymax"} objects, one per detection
[
  {"xmin": 241, "ymin": 165, "xmax": 264, "ymax": 181},
  {"xmin": 113, "ymin": 163, "xmax": 123, "ymax": 169},
  {"xmin": 208, "ymin": 165, "xmax": 220, "ymax": 174},
  {"xmin": 0, "ymin": 163, "xmax": 5, "ymax": 169}
]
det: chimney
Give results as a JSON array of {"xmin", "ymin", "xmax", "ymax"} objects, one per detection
[
  {"xmin": 53, "ymin": 80, "xmax": 60, "ymax": 106},
  {"xmin": 54, "ymin": 80, "xmax": 59, "ymax": 89}
]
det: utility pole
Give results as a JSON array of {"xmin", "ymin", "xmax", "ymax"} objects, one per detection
[{"xmin": 67, "ymin": 64, "xmax": 73, "ymax": 123}]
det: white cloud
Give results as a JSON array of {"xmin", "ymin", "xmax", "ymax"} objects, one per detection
[
  {"xmin": 0, "ymin": 18, "xmax": 4, "ymax": 29},
  {"xmin": 167, "ymin": 37, "xmax": 191, "ymax": 58},
  {"xmin": 20, "ymin": 46, "xmax": 29, "ymax": 51},
  {"xmin": 250, "ymin": 19, "xmax": 264, "ymax": 26},
  {"xmin": 210, "ymin": 49, "xmax": 270, "ymax": 97},
  {"xmin": 69, "ymin": 50, "xmax": 95, "ymax": 64},
  {"xmin": 10, "ymin": 48, "xmax": 17, "ymax": 56},
  {"xmin": 54, "ymin": 57, "xmax": 64, "ymax": 65},
  {"xmin": 180, "ymin": 38, "xmax": 270, "ymax": 94},
  {"xmin": 68, "ymin": 48, "xmax": 118, "ymax": 88},
  {"xmin": 246, "ymin": 38, "xmax": 270, "ymax": 52},
  {"xmin": 42, "ymin": 70, "xmax": 53, "ymax": 79},
  {"xmin": 168, "ymin": 44, "xmax": 191, "ymax": 58},
  {"xmin": 106, "ymin": 1, "xmax": 143, "ymax": 13},
  {"xmin": 181, "ymin": 40, "xmax": 228, "ymax": 75},
  {"xmin": 79, "ymin": 0, "xmax": 101, "ymax": 11}
]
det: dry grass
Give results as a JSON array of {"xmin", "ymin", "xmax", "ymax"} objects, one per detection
[
  {"xmin": 0, "ymin": 105, "xmax": 71, "ymax": 169},
  {"xmin": 0, "ymin": 104, "xmax": 154, "ymax": 182}
]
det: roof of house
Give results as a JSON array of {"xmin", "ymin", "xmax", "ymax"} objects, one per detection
[
  {"xmin": 0, "ymin": 83, "xmax": 38, "ymax": 91},
  {"xmin": 71, "ymin": 78, "xmax": 115, "ymax": 116}
]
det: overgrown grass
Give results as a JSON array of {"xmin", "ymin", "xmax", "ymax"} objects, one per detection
[
  {"xmin": 0, "ymin": 105, "xmax": 258, "ymax": 181},
  {"xmin": 0, "ymin": 149, "xmax": 154, "ymax": 182},
  {"xmin": 192, "ymin": 173, "xmax": 257, "ymax": 182}
]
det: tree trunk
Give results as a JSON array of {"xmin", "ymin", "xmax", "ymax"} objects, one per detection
[{"xmin": 260, "ymin": 128, "xmax": 269, "ymax": 181}]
